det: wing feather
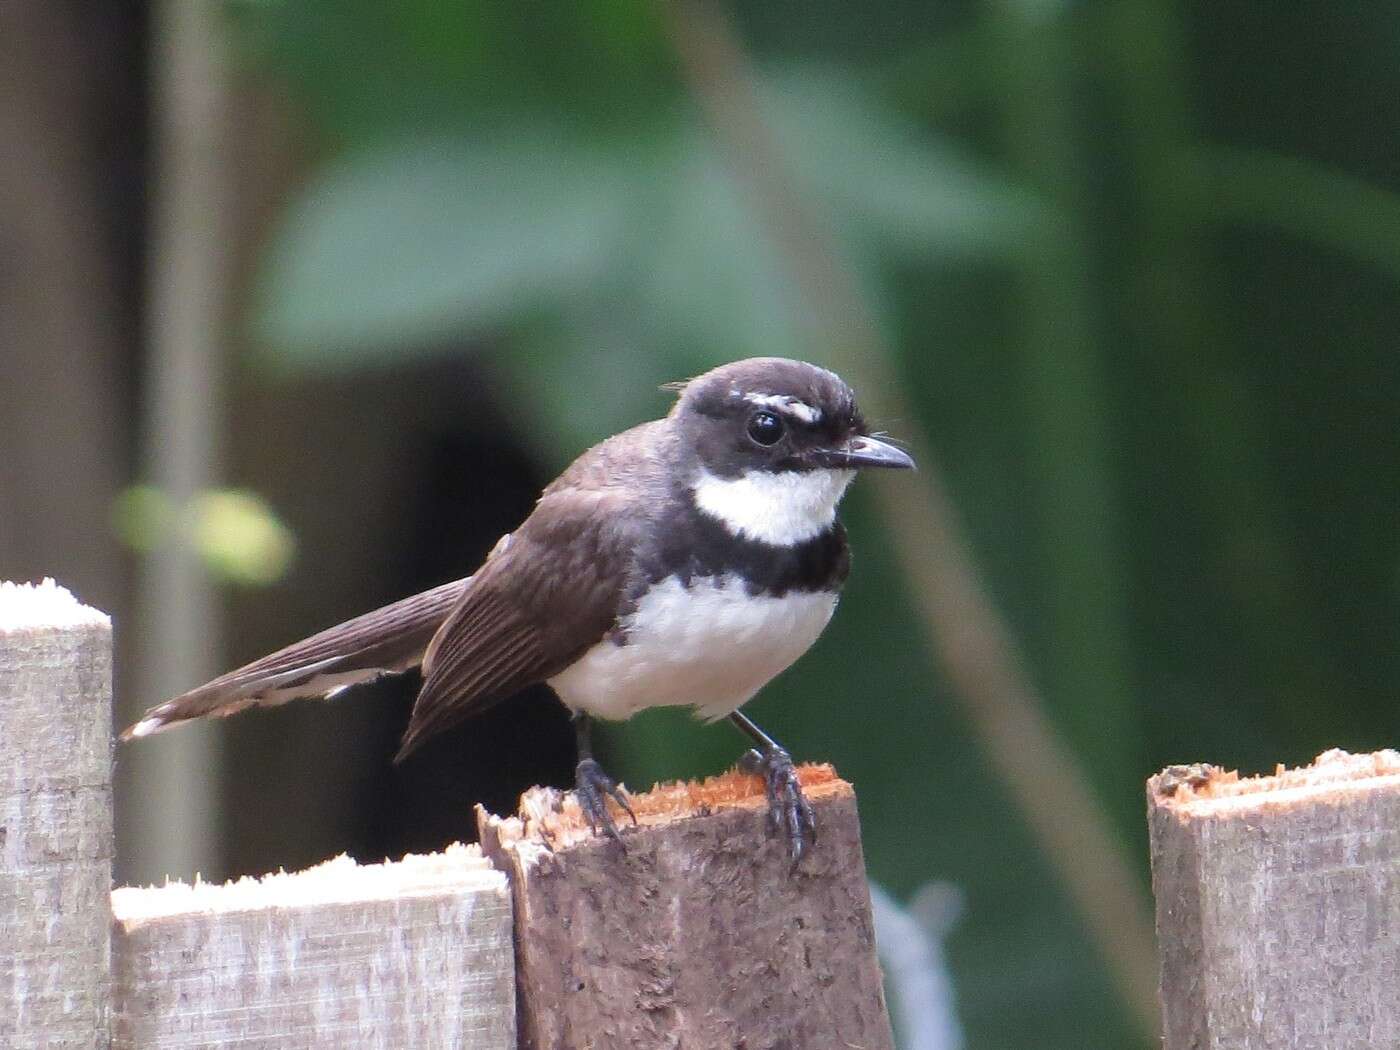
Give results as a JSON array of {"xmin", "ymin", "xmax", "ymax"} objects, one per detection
[{"xmin": 393, "ymin": 487, "xmax": 641, "ymax": 761}]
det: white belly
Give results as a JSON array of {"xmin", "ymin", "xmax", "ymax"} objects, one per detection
[{"xmin": 548, "ymin": 575, "xmax": 838, "ymax": 722}]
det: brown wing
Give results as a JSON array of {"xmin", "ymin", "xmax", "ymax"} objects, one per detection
[{"xmin": 393, "ymin": 486, "xmax": 640, "ymax": 762}]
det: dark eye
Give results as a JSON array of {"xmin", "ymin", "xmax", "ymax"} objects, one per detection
[{"xmin": 746, "ymin": 410, "xmax": 784, "ymax": 446}]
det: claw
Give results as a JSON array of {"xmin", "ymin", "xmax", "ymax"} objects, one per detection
[
  {"xmin": 741, "ymin": 744, "xmax": 816, "ymax": 868},
  {"xmin": 575, "ymin": 757, "xmax": 636, "ymax": 844}
]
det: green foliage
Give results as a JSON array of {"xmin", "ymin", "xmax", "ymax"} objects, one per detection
[
  {"xmin": 253, "ymin": 131, "xmax": 643, "ymax": 363},
  {"xmin": 228, "ymin": 0, "xmax": 677, "ymax": 138},
  {"xmin": 250, "ymin": 67, "xmax": 1039, "ymax": 363}
]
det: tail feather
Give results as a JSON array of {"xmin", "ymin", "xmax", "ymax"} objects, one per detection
[{"xmin": 121, "ymin": 577, "xmax": 470, "ymax": 740}]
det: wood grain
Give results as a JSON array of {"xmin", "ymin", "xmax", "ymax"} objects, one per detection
[
  {"xmin": 1148, "ymin": 749, "xmax": 1400, "ymax": 1050},
  {"xmin": 480, "ymin": 764, "xmax": 894, "ymax": 1050},
  {"xmin": 0, "ymin": 580, "xmax": 114, "ymax": 1049},
  {"xmin": 111, "ymin": 845, "xmax": 515, "ymax": 1050}
]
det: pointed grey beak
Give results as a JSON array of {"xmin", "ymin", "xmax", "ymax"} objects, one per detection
[{"xmin": 811, "ymin": 435, "xmax": 916, "ymax": 471}]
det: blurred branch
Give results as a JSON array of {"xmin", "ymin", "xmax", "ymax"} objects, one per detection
[
  {"xmin": 662, "ymin": 0, "xmax": 1158, "ymax": 1036},
  {"xmin": 1185, "ymin": 145, "xmax": 1400, "ymax": 282},
  {"xmin": 124, "ymin": 0, "xmax": 234, "ymax": 884}
]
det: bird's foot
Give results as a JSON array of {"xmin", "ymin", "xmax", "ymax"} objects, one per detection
[
  {"xmin": 739, "ymin": 745, "xmax": 816, "ymax": 868},
  {"xmin": 574, "ymin": 757, "xmax": 637, "ymax": 844}
]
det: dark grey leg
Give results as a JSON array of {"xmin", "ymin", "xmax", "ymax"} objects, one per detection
[
  {"xmin": 730, "ymin": 710, "xmax": 816, "ymax": 867},
  {"xmin": 572, "ymin": 712, "xmax": 636, "ymax": 842}
]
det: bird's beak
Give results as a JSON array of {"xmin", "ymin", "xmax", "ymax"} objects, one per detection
[{"xmin": 811, "ymin": 435, "xmax": 916, "ymax": 471}]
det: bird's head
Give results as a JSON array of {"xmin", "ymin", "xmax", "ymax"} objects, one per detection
[{"xmin": 668, "ymin": 357, "xmax": 914, "ymax": 545}]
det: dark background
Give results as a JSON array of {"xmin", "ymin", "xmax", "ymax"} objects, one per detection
[{"xmin": 3, "ymin": 3, "xmax": 1398, "ymax": 1047}]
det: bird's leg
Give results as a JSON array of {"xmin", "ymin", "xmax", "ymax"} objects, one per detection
[
  {"xmin": 572, "ymin": 712, "xmax": 636, "ymax": 843},
  {"xmin": 730, "ymin": 710, "xmax": 816, "ymax": 866}
]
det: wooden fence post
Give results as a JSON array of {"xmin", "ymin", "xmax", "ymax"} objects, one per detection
[
  {"xmin": 110, "ymin": 845, "xmax": 516, "ymax": 1049},
  {"xmin": 1148, "ymin": 748, "xmax": 1400, "ymax": 1050},
  {"xmin": 479, "ymin": 764, "xmax": 894, "ymax": 1050},
  {"xmin": 0, "ymin": 579, "xmax": 114, "ymax": 1048}
]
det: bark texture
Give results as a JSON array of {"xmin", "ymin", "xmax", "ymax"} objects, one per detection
[
  {"xmin": 480, "ymin": 765, "xmax": 893, "ymax": 1050},
  {"xmin": 1148, "ymin": 749, "xmax": 1400, "ymax": 1050},
  {"xmin": 110, "ymin": 845, "xmax": 515, "ymax": 1050},
  {"xmin": 0, "ymin": 581, "xmax": 114, "ymax": 1049}
]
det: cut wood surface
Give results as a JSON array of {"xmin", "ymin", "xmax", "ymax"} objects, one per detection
[
  {"xmin": 0, "ymin": 579, "xmax": 114, "ymax": 1049},
  {"xmin": 1148, "ymin": 748, "xmax": 1400, "ymax": 1050},
  {"xmin": 479, "ymin": 764, "xmax": 894, "ymax": 1050},
  {"xmin": 110, "ymin": 844, "xmax": 515, "ymax": 1050}
]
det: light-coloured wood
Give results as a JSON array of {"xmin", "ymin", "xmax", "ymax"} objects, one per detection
[
  {"xmin": 110, "ymin": 844, "xmax": 515, "ymax": 1050},
  {"xmin": 1148, "ymin": 748, "xmax": 1400, "ymax": 1050},
  {"xmin": 0, "ymin": 579, "xmax": 114, "ymax": 1048},
  {"xmin": 479, "ymin": 765, "xmax": 894, "ymax": 1050}
]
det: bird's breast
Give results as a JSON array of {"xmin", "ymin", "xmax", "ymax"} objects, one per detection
[{"xmin": 547, "ymin": 575, "xmax": 838, "ymax": 722}]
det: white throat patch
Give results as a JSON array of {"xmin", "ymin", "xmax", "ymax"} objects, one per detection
[{"xmin": 691, "ymin": 467, "xmax": 855, "ymax": 545}]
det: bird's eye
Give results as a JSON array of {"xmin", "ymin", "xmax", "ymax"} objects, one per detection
[{"xmin": 746, "ymin": 410, "xmax": 784, "ymax": 446}]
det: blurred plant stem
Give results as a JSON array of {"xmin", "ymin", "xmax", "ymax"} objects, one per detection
[
  {"xmin": 124, "ymin": 0, "xmax": 231, "ymax": 886},
  {"xmin": 980, "ymin": 0, "xmax": 1141, "ymax": 831},
  {"xmin": 662, "ymin": 0, "xmax": 1157, "ymax": 1037}
]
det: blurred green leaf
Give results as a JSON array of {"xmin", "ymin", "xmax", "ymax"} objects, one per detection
[
  {"xmin": 1183, "ymin": 144, "xmax": 1400, "ymax": 282},
  {"xmin": 758, "ymin": 64, "xmax": 1051, "ymax": 259},
  {"xmin": 189, "ymin": 490, "xmax": 297, "ymax": 586},
  {"xmin": 638, "ymin": 133, "xmax": 812, "ymax": 359},
  {"xmin": 252, "ymin": 65, "xmax": 1040, "ymax": 376},
  {"xmin": 112, "ymin": 486, "xmax": 295, "ymax": 587},
  {"xmin": 226, "ymin": 0, "xmax": 677, "ymax": 140},
  {"xmin": 251, "ymin": 132, "xmax": 641, "ymax": 364}
]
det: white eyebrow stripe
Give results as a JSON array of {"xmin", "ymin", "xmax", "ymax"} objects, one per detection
[{"xmin": 742, "ymin": 393, "xmax": 822, "ymax": 425}]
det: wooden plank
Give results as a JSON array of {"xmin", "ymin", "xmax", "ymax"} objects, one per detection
[
  {"xmin": 0, "ymin": 579, "xmax": 114, "ymax": 1048},
  {"xmin": 1148, "ymin": 748, "xmax": 1400, "ymax": 1050},
  {"xmin": 111, "ymin": 845, "xmax": 515, "ymax": 1050},
  {"xmin": 479, "ymin": 765, "xmax": 894, "ymax": 1050}
]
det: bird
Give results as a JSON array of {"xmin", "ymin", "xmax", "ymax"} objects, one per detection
[{"xmin": 122, "ymin": 357, "xmax": 915, "ymax": 864}]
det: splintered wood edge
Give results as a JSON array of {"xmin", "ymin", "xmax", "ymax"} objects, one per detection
[
  {"xmin": 1148, "ymin": 747, "xmax": 1400, "ymax": 818},
  {"xmin": 110, "ymin": 842, "xmax": 505, "ymax": 931},
  {"xmin": 478, "ymin": 764, "xmax": 849, "ymax": 855}
]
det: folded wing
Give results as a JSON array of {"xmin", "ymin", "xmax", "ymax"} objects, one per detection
[{"xmin": 393, "ymin": 489, "xmax": 637, "ymax": 761}]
